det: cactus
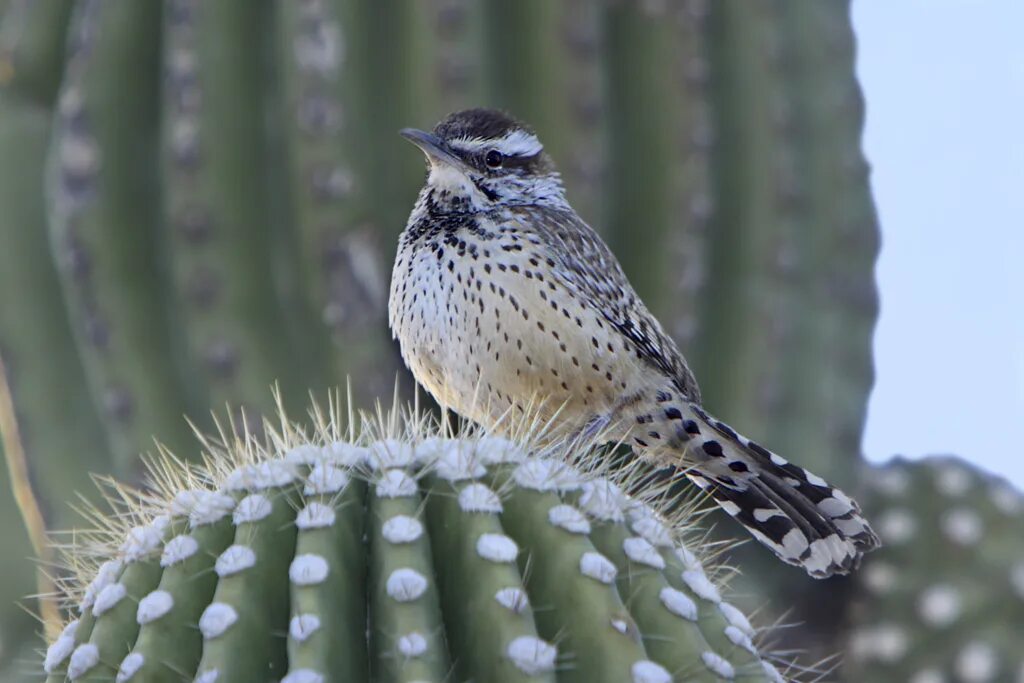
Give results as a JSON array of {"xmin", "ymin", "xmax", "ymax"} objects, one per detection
[
  {"xmin": 40, "ymin": 405, "xmax": 797, "ymax": 682},
  {"xmin": 0, "ymin": 0, "xmax": 73, "ymax": 104},
  {"xmin": 160, "ymin": 0, "xmax": 310, "ymax": 421},
  {"xmin": 0, "ymin": 3, "xmax": 111, "ymax": 523},
  {"xmin": 844, "ymin": 456, "xmax": 1024, "ymax": 682},
  {"xmin": 46, "ymin": 0, "xmax": 196, "ymax": 468},
  {"xmin": 0, "ymin": 0, "xmax": 112, "ymax": 660},
  {"xmin": 0, "ymin": 0, "xmax": 886, "ymax": 672},
  {"xmin": 274, "ymin": 0, "xmax": 405, "ymax": 401}
]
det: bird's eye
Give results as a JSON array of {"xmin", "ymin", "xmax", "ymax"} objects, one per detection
[{"xmin": 485, "ymin": 150, "xmax": 503, "ymax": 168}]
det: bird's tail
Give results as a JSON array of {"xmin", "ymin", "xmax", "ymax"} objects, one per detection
[{"xmin": 633, "ymin": 396, "xmax": 880, "ymax": 578}]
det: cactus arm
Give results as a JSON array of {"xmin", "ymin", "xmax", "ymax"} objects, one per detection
[
  {"xmin": 41, "ymin": 424, "xmax": 785, "ymax": 682},
  {"xmin": 46, "ymin": 0, "xmax": 195, "ymax": 469},
  {"xmin": 161, "ymin": 0, "xmax": 307, "ymax": 423},
  {"xmin": 367, "ymin": 468, "xmax": 450, "ymax": 682},
  {"xmin": 286, "ymin": 473, "xmax": 369, "ymax": 680},
  {"xmin": 42, "ymin": 563, "xmax": 113, "ymax": 683},
  {"xmin": 42, "ymin": 613, "xmax": 88, "ymax": 682},
  {"xmin": 568, "ymin": 480, "xmax": 772, "ymax": 682},
  {"xmin": 0, "ymin": 0, "xmax": 73, "ymax": 104},
  {"xmin": 41, "ymin": 616, "xmax": 82, "ymax": 683},
  {"xmin": 194, "ymin": 485, "xmax": 299, "ymax": 683},
  {"xmin": 42, "ymin": 516, "xmax": 172, "ymax": 683},
  {"xmin": 44, "ymin": 516, "xmax": 200, "ymax": 682},
  {"xmin": 847, "ymin": 456, "xmax": 1024, "ymax": 680},
  {"xmin": 423, "ymin": 471, "xmax": 552, "ymax": 683}
]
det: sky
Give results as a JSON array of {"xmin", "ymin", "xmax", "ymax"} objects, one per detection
[{"xmin": 851, "ymin": 1, "xmax": 1024, "ymax": 487}]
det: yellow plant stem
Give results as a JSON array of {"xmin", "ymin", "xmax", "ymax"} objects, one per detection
[{"xmin": 0, "ymin": 353, "xmax": 59, "ymax": 638}]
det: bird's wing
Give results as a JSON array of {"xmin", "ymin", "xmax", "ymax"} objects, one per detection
[{"xmin": 511, "ymin": 205, "xmax": 702, "ymax": 402}]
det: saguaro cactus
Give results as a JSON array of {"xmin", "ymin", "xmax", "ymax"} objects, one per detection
[
  {"xmin": 844, "ymin": 456, "xmax": 1024, "ymax": 682},
  {"xmin": 42, "ymin": 407, "xmax": 795, "ymax": 682}
]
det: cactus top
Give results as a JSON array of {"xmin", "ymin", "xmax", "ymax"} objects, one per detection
[{"xmin": 41, "ymin": 407, "xmax": 795, "ymax": 682}]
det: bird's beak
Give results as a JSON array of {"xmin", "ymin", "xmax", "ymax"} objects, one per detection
[{"xmin": 400, "ymin": 128, "xmax": 468, "ymax": 170}]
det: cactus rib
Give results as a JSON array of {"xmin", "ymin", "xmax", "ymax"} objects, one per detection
[
  {"xmin": 46, "ymin": 0, "xmax": 194, "ymax": 469},
  {"xmin": 162, "ymin": 0, "xmax": 306, "ymax": 424}
]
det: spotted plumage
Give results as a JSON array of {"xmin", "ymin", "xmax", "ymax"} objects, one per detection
[{"xmin": 389, "ymin": 108, "xmax": 879, "ymax": 578}]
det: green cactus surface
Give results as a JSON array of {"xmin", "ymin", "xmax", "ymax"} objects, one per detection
[
  {"xmin": 41, "ymin": 406, "xmax": 795, "ymax": 682},
  {"xmin": 845, "ymin": 456, "xmax": 1024, "ymax": 682},
  {"xmin": 160, "ymin": 0, "xmax": 309, "ymax": 422},
  {"xmin": 47, "ymin": 0, "xmax": 196, "ymax": 467}
]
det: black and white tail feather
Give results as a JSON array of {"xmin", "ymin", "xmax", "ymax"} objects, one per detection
[{"xmin": 665, "ymin": 404, "xmax": 880, "ymax": 579}]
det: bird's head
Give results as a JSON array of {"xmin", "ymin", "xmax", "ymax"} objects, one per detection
[{"xmin": 401, "ymin": 108, "xmax": 567, "ymax": 213}]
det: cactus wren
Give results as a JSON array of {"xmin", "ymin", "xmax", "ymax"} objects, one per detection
[{"xmin": 390, "ymin": 108, "xmax": 879, "ymax": 578}]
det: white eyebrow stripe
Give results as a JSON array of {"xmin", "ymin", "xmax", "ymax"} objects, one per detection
[{"xmin": 449, "ymin": 130, "xmax": 543, "ymax": 157}]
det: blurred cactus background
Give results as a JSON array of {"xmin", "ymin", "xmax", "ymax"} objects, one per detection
[
  {"xmin": 0, "ymin": 0, "xmax": 1018, "ymax": 681},
  {"xmin": 845, "ymin": 456, "xmax": 1024, "ymax": 682}
]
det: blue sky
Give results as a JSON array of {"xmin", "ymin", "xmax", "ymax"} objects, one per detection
[{"xmin": 852, "ymin": 1, "xmax": 1024, "ymax": 487}]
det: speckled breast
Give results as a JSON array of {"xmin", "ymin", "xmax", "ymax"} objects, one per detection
[{"xmin": 390, "ymin": 213, "xmax": 650, "ymax": 436}]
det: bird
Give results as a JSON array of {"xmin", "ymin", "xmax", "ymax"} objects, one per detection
[{"xmin": 389, "ymin": 107, "xmax": 879, "ymax": 578}]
